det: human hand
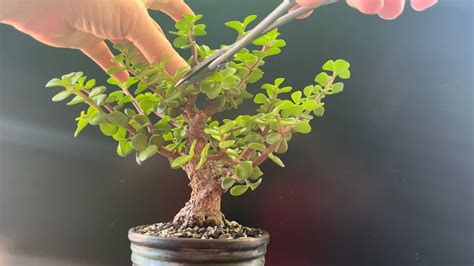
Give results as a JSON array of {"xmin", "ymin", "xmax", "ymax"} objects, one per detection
[
  {"xmin": 296, "ymin": 0, "xmax": 437, "ymax": 20},
  {"xmin": 0, "ymin": 0, "xmax": 194, "ymax": 80}
]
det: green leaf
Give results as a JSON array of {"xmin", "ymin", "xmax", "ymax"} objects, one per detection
[
  {"xmin": 117, "ymin": 140, "xmax": 132, "ymax": 157},
  {"xmin": 221, "ymin": 177, "xmax": 235, "ymax": 190},
  {"xmin": 193, "ymin": 24, "xmax": 207, "ymax": 36},
  {"xmin": 106, "ymin": 66, "xmax": 126, "ymax": 75},
  {"xmin": 268, "ymin": 153, "xmax": 285, "ymax": 167},
  {"xmin": 225, "ymin": 21, "xmax": 243, "ymax": 34},
  {"xmin": 131, "ymin": 133, "xmax": 148, "ymax": 151},
  {"xmin": 249, "ymin": 167, "xmax": 263, "ymax": 180},
  {"xmin": 230, "ymin": 185, "xmax": 249, "ymax": 196},
  {"xmin": 51, "ymin": 90, "xmax": 73, "ymax": 102},
  {"xmin": 315, "ymin": 72, "xmax": 329, "ymax": 86},
  {"xmin": 166, "ymin": 88, "xmax": 182, "ymax": 102},
  {"xmin": 249, "ymin": 178, "xmax": 262, "ymax": 191},
  {"xmin": 149, "ymin": 134, "xmax": 165, "ymax": 147},
  {"xmin": 118, "ymin": 95, "xmax": 132, "ymax": 105},
  {"xmin": 219, "ymin": 121, "xmax": 235, "ymax": 133},
  {"xmin": 107, "ymin": 77, "xmax": 121, "ymax": 86},
  {"xmin": 293, "ymin": 121, "xmax": 311, "ymax": 134},
  {"xmin": 322, "ymin": 60, "xmax": 335, "ymax": 71},
  {"xmin": 89, "ymin": 86, "xmax": 106, "ymax": 97},
  {"xmin": 303, "ymin": 85, "xmax": 314, "ymax": 97},
  {"xmin": 136, "ymin": 81, "xmax": 148, "ymax": 94},
  {"xmin": 67, "ymin": 95, "xmax": 84, "ymax": 106},
  {"xmin": 266, "ymin": 133, "xmax": 281, "ymax": 145},
  {"xmin": 135, "ymin": 152, "xmax": 143, "ymax": 165},
  {"xmin": 222, "ymin": 75, "xmax": 240, "ymax": 89},
  {"xmin": 106, "ymin": 91, "xmax": 124, "ymax": 103},
  {"xmin": 93, "ymin": 94, "xmax": 107, "ymax": 106},
  {"xmin": 124, "ymin": 77, "xmax": 139, "ymax": 89},
  {"xmin": 247, "ymin": 68, "xmax": 263, "ymax": 83},
  {"xmin": 334, "ymin": 59, "xmax": 350, "ymax": 73},
  {"xmin": 196, "ymin": 143, "xmax": 210, "ymax": 170},
  {"xmin": 204, "ymin": 128, "xmax": 221, "ymax": 136},
  {"xmin": 139, "ymin": 145, "xmax": 158, "ymax": 161},
  {"xmin": 313, "ymin": 106, "xmax": 325, "ymax": 117},
  {"xmin": 66, "ymin": 72, "xmax": 84, "ymax": 85},
  {"xmin": 88, "ymin": 112, "xmax": 107, "ymax": 125},
  {"xmin": 337, "ymin": 69, "xmax": 350, "ymax": 79},
  {"xmin": 74, "ymin": 116, "xmax": 88, "ymax": 138},
  {"xmin": 248, "ymin": 143, "xmax": 266, "ymax": 151},
  {"xmin": 107, "ymin": 111, "xmax": 129, "ymax": 127},
  {"xmin": 302, "ymin": 100, "xmax": 318, "ymax": 111},
  {"xmin": 291, "ymin": 91, "xmax": 302, "ymax": 103},
  {"xmin": 112, "ymin": 53, "xmax": 124, "ymax": 63},
  {"xmin": 171, "ymin": 154, "xmax": 193, "ymax": 169},
  {"xmin": 189, "ymin": 140, "xmax": 197, "ymax": 156},
  {"xmin": 173, "ymin": 36, "xmax": 188, "ymax": 48},
  {"xmin": 275, "ymin": 138, "xmax": 288, "ymax": 154},
  {"xmin": 46, "ymin": 78, "xmax": 64, "ymax": 88},
  {"xmin": 175, "ymin": 19, "xmax": 188, "ymax": 30},
  {"xmin": 332, "ymin": 82, "xmax": 344, "ymax": 93},
  {"xmin": 200, "ymin": 83, "xmax": 221, "ymax": 99},
  {"xmin": 112, "ymin": 127, "xmax": 127, "ymax": 141},
  {"xmin": 282, "ymin": 105, "xmax": 304, "ymax": 117},
  {"xmin": 235, "ymin": 161, "xmax": 253, "ymax": 180},
  {"xmin": 219, "ymin": 140, "xmax": 235, "ymax": 149},
  {"xmin": 99, "ymin": 123, "xmax": 118, "ymax": 136},
  {"xmin": 254, "ymin": 93, "xmax": 268, "ymax": 104},
  {"xmin": 132, "ymin": 114, "xmax": 150, "ymax": 126},
  {"xmin": 243, "ymin": 15, "xmax": 257, "ymax": 28}
]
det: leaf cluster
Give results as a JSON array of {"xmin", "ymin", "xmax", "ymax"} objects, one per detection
[{"xmin": 45, "ymin": 15, "xmax": 351, "ymax": 196}]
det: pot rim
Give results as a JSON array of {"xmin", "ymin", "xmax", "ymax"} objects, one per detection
[{"xmin": 128, "ymin": 225, "xmax": 270, "ymax": 251}]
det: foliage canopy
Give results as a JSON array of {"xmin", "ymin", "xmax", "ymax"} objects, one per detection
[{"xmin": 45, "ymin": 14, "xmax": 351, "ymax": 196}]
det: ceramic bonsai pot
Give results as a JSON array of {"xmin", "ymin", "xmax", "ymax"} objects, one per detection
[{"xmin": 128, "ymin": 226, "xmax": 270, "ymax": 266}]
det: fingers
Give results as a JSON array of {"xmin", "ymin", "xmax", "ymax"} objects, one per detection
[
  {"xmin": 295, "ymin": 0, "xmax": 326, "ymax": 8},
  {"xmin": 291, "ymin": 5, "xmax": 313, "ymax": 20},
  {"xmin": 410, "ymin": 0, "xmax": 437, "ymax": 11},
  {"xmin": 350, "ymin": 0, "xmax": 384, "ymax": 14},
  {"xmin": 378, "ymin": 0, "xmax": 405, "ymax": 20},
  {"xmin": 127, "ymin": 16, "xmax": 188, "ymax": 75},
  {"xmin": 148, "ymin": 0, "xmax": 194, "ymax": 21},
  {"xmin": 348, "ymin": 0, "xmax": 436, "ymax": 19},
  {"xmin": 111, "ymin": 39, "xmax": 148, "ymax": 64},
  {"xmin": 80, "ymin": 41, "xmax": 129, "ymax": 82}
]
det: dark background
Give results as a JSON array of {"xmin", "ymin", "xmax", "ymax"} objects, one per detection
[{"xmin": 0, "ymin": 1, "xmax": 472, "ymax": 265}]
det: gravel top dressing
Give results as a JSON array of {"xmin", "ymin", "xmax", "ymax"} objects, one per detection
[{"xmin": 133, "ymin": 220, "xmax": 265, "ymax": 240}]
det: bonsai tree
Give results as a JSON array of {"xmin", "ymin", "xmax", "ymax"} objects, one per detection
[{"xmin": 45, "ymin": 14, "xmax": 350, "ymax": 228}]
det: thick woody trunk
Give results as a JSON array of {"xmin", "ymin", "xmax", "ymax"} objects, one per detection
[
  {"xmin": 173, "ymin": 111, "xmax": 226, "ymax": 227},
  {"xmin": 173, "ymin": 162, "xmax": 225, "ymax": 227}
]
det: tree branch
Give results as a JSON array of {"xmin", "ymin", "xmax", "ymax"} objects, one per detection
[
  {"xmin": 158, "ymin": 147, "xmax": 178, "ymax": 159},
  {"xmin": 202, "ymin": 103, "xmax": 221, "ymax": 117},
  {"xmin": 252, "ymin": 128, "xmax": 290, "ymax": 168}
]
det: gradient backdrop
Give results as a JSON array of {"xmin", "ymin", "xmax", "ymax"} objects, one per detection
[{"xmin": 0, "ymin": 0, "xmax": 473, "ymax": 265}]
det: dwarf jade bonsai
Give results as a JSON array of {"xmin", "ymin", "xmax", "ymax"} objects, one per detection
[{"xmin": 45, "ymin": 14, "xmax": 350, "ymax": 228}]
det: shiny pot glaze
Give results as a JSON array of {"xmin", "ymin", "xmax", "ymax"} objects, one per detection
[{"xmin": 128, "ymin": 226, "xmax": 270, "ymax": 266}]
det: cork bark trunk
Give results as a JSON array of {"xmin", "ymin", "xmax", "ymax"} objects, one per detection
[
  {"xmin": 173, "ymin": 111, "xmax": 226, "ymax": 227},
  {"xmin": 173, "ymin": 162, "xmax": 225, "ymax": 227}
]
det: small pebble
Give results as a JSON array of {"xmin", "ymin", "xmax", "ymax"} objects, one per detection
[{"xmin": 133, "ymin": 220, "xmax": 264, "ymax": 240}]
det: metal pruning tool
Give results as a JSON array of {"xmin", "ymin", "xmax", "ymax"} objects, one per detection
[{"xmin": 175, "ymin": 0, "xmax": 337, "ymax": 87}]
